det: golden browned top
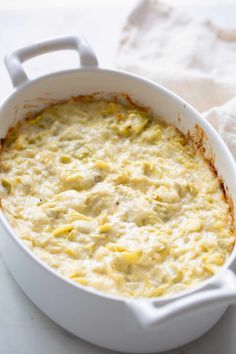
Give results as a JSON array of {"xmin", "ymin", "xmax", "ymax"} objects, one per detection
[{"xmin": 0, "ymin": 96, "xmax": 235, "ymax": 298}]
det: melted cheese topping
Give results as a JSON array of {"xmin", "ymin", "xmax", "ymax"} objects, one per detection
[{"xmin": 0, "ymin": 97, "xmax": 235, "ymax": 298}]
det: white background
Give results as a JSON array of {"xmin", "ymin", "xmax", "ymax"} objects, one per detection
[{"xmin": 1, "ymin": 1, "xmax": 236, "ymax": 353}]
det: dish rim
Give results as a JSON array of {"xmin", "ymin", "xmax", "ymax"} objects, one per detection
[{"xmin": 1, "ymin": 66, "xmax": 236, "ymax": 304}]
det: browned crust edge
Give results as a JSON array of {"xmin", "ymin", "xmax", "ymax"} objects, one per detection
[{"xmin": 188, "ymin": 124, "xmax": 235, "ymax": 252}]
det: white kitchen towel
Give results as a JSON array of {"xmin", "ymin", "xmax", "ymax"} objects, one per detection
[{"xmin": 117, "ymin": 0, "xmax": 236, "ymax": 158}]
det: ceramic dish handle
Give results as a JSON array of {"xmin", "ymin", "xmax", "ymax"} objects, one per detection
[
  {"xmin": 4, "ymin": 36, "xmax": 98, "ymax": 88},
  {"xmin": 126, "ymin": 268, "xmax": 236, "ymax": 330}
]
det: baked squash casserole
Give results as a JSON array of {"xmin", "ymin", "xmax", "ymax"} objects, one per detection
[{"xmin": 0, "ymin": 96, "xmax": 235, "ymax": 298}]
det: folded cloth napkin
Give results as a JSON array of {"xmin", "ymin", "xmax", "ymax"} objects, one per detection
[{"xmin": 117, "ymin": 0, "xmax": 236, "ymax": 158}]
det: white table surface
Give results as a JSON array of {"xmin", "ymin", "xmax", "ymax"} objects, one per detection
[{"xmin": 1, "ymin": 1, "xmax": 236, "ymax": 353}]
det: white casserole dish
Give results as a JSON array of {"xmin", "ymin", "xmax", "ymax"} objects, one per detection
[{"xmin": 0, "ymin": 36, "xmax": 236, "ymax": 353}]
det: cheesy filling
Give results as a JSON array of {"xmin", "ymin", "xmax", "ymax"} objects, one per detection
[{"xmin": 0, "ymin": 97, "xmax": 235, "ymax": 297}]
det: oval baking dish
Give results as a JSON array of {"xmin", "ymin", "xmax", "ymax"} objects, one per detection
[{"xmin": 0, "ymin": 36, "xmax": 236, "ymax": 353}]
